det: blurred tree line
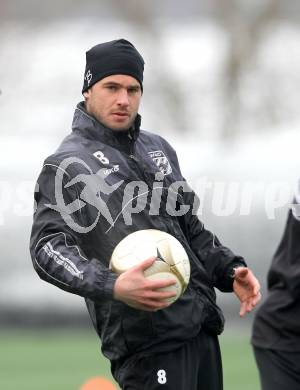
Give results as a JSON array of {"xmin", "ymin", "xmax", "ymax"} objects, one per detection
[
  {"xmin": 2, "ymin": 0, "xmax": 300, "ymax": 139},
  {"xmin": 112, "ymin": 0, "xmax": 299, "ymax": 139}
]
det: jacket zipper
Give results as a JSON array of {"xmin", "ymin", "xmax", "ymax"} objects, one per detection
[
  {"xmin": 128, "ymin": 153, "xmax": 138, "ymax": 162},
  {"xmin": 127, "ymin": 140, "xmax": 151, "ymax": 184}
]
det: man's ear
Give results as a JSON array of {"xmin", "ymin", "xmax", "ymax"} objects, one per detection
[{"xmin": 83, "ymin": 91, "xmax": 89, "ymax": 99}]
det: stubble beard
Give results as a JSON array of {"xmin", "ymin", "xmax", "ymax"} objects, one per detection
[
  {"xmin": 86, "ymin": 102, "xmax": 136, "ymax": 132},
  {"xmin": 102, "ymin": 113, "xmax": 136, "ymax": 132}
]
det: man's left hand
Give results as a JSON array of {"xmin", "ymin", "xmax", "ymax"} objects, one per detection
[{"xmin": 233, "ymin": 267, "xmax": 261, "ymax": 317}]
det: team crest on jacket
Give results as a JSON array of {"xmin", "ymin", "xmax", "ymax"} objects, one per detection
[{"xmin": 148, "ymin": 150, "xmax": 172, "ymax": 176}]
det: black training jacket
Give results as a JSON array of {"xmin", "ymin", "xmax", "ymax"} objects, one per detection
[
  {"xmin": 252, "ymin": 199, "xmax": 300, "ymax": 352},
  {"xmin": 30, "ymin": 102, "xmax": 246, "ymax": 361}
]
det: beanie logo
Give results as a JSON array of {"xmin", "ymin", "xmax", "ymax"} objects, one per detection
[{"xmin": 85, "ymin": 70, "xmax": 92, "ymax": 86}]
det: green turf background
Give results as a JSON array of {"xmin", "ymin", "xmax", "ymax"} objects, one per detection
[{"xmin": 0, "ymin": 328, "xmax": 260, "ymax": 390}]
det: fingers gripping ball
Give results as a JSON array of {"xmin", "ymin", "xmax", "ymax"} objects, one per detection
[{"xmin": 110, "ymin": 229, "xmax": 190, "ymax": 305}]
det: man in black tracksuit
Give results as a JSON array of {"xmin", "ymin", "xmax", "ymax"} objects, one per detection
[
  {"xmin": 252, "ymin": 196, "xmax": 300, "ymax": 389},
  {"xmin": 30, "ymin": 39, "xmax": 261, "ymax": 390}
]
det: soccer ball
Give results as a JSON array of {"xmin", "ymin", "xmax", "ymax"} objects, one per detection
[{"xmin": 110, "ymin": 229, "xmax": 190, "ymax": 305}]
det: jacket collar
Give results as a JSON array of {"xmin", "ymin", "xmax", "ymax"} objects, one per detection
[{"xmin": 72, "ymin": 101, "xmax": 141, "ymax": 153}]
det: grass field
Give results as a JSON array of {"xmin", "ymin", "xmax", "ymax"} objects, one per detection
[{"xmin": 0, "ymin": 328, "xmax": 260, "ymax": 390}]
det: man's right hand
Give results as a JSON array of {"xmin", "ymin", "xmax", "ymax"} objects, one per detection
[{"xmin": 113, "ymin": 257, "xmax": 177, "ymax": 311}]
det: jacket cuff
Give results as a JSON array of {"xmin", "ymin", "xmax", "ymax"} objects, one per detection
[
  {"xmin": 103, "ymin": 271, "xmax": 118, "ymax": 299},
  {"xmin": 223, "ymin": 260, "xmax": 247, "ymax": 292}
]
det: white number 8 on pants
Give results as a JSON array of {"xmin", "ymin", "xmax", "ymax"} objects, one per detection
[{"xmin": 157, "ymin": 369, "xmax": 167, "ymax": 384}]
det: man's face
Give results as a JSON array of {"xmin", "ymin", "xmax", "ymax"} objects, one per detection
[{"xmin": 84, "ymin": 74, "xmax": 142, "ymax": 131}]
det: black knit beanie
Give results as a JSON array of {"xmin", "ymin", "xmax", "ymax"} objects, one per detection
[{"xmin": 82, "ymin": 39, "xmax": 144, "ymax": 94}]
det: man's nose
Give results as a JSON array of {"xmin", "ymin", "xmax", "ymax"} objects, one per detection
[{"xmin": 116, "ymin": 89, "xmax": 129, "ymax": 106}]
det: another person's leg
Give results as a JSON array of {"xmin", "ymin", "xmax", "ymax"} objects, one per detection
[{"xmin": 254, "ymin": 346, "xmax": 300, "ymax": 390}]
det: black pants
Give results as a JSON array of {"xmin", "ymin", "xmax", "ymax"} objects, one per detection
[
  {"xmin": 253, "ymin": 346, "xmax": 300, "ymax": 390},
  {"xmin": 112, "ymin": 331, "xmax": 223, "ymax": 390}
]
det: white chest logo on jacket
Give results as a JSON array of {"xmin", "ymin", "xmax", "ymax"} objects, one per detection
[{"xmin": 148, "ymin": 150, "xmax": 172, "ymax": 176}]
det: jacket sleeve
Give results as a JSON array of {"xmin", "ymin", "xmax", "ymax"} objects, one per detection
[
  {"xmin": 180, "ymin": 185, "xmax": 246, "ymax": 292},
  {"xmin": 162, "ymin": 139, "xmax": 247, "ymax": 292},
  {"xmin": 30, "ymin": 163, "xmax": 118, "ymax": 301}
]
